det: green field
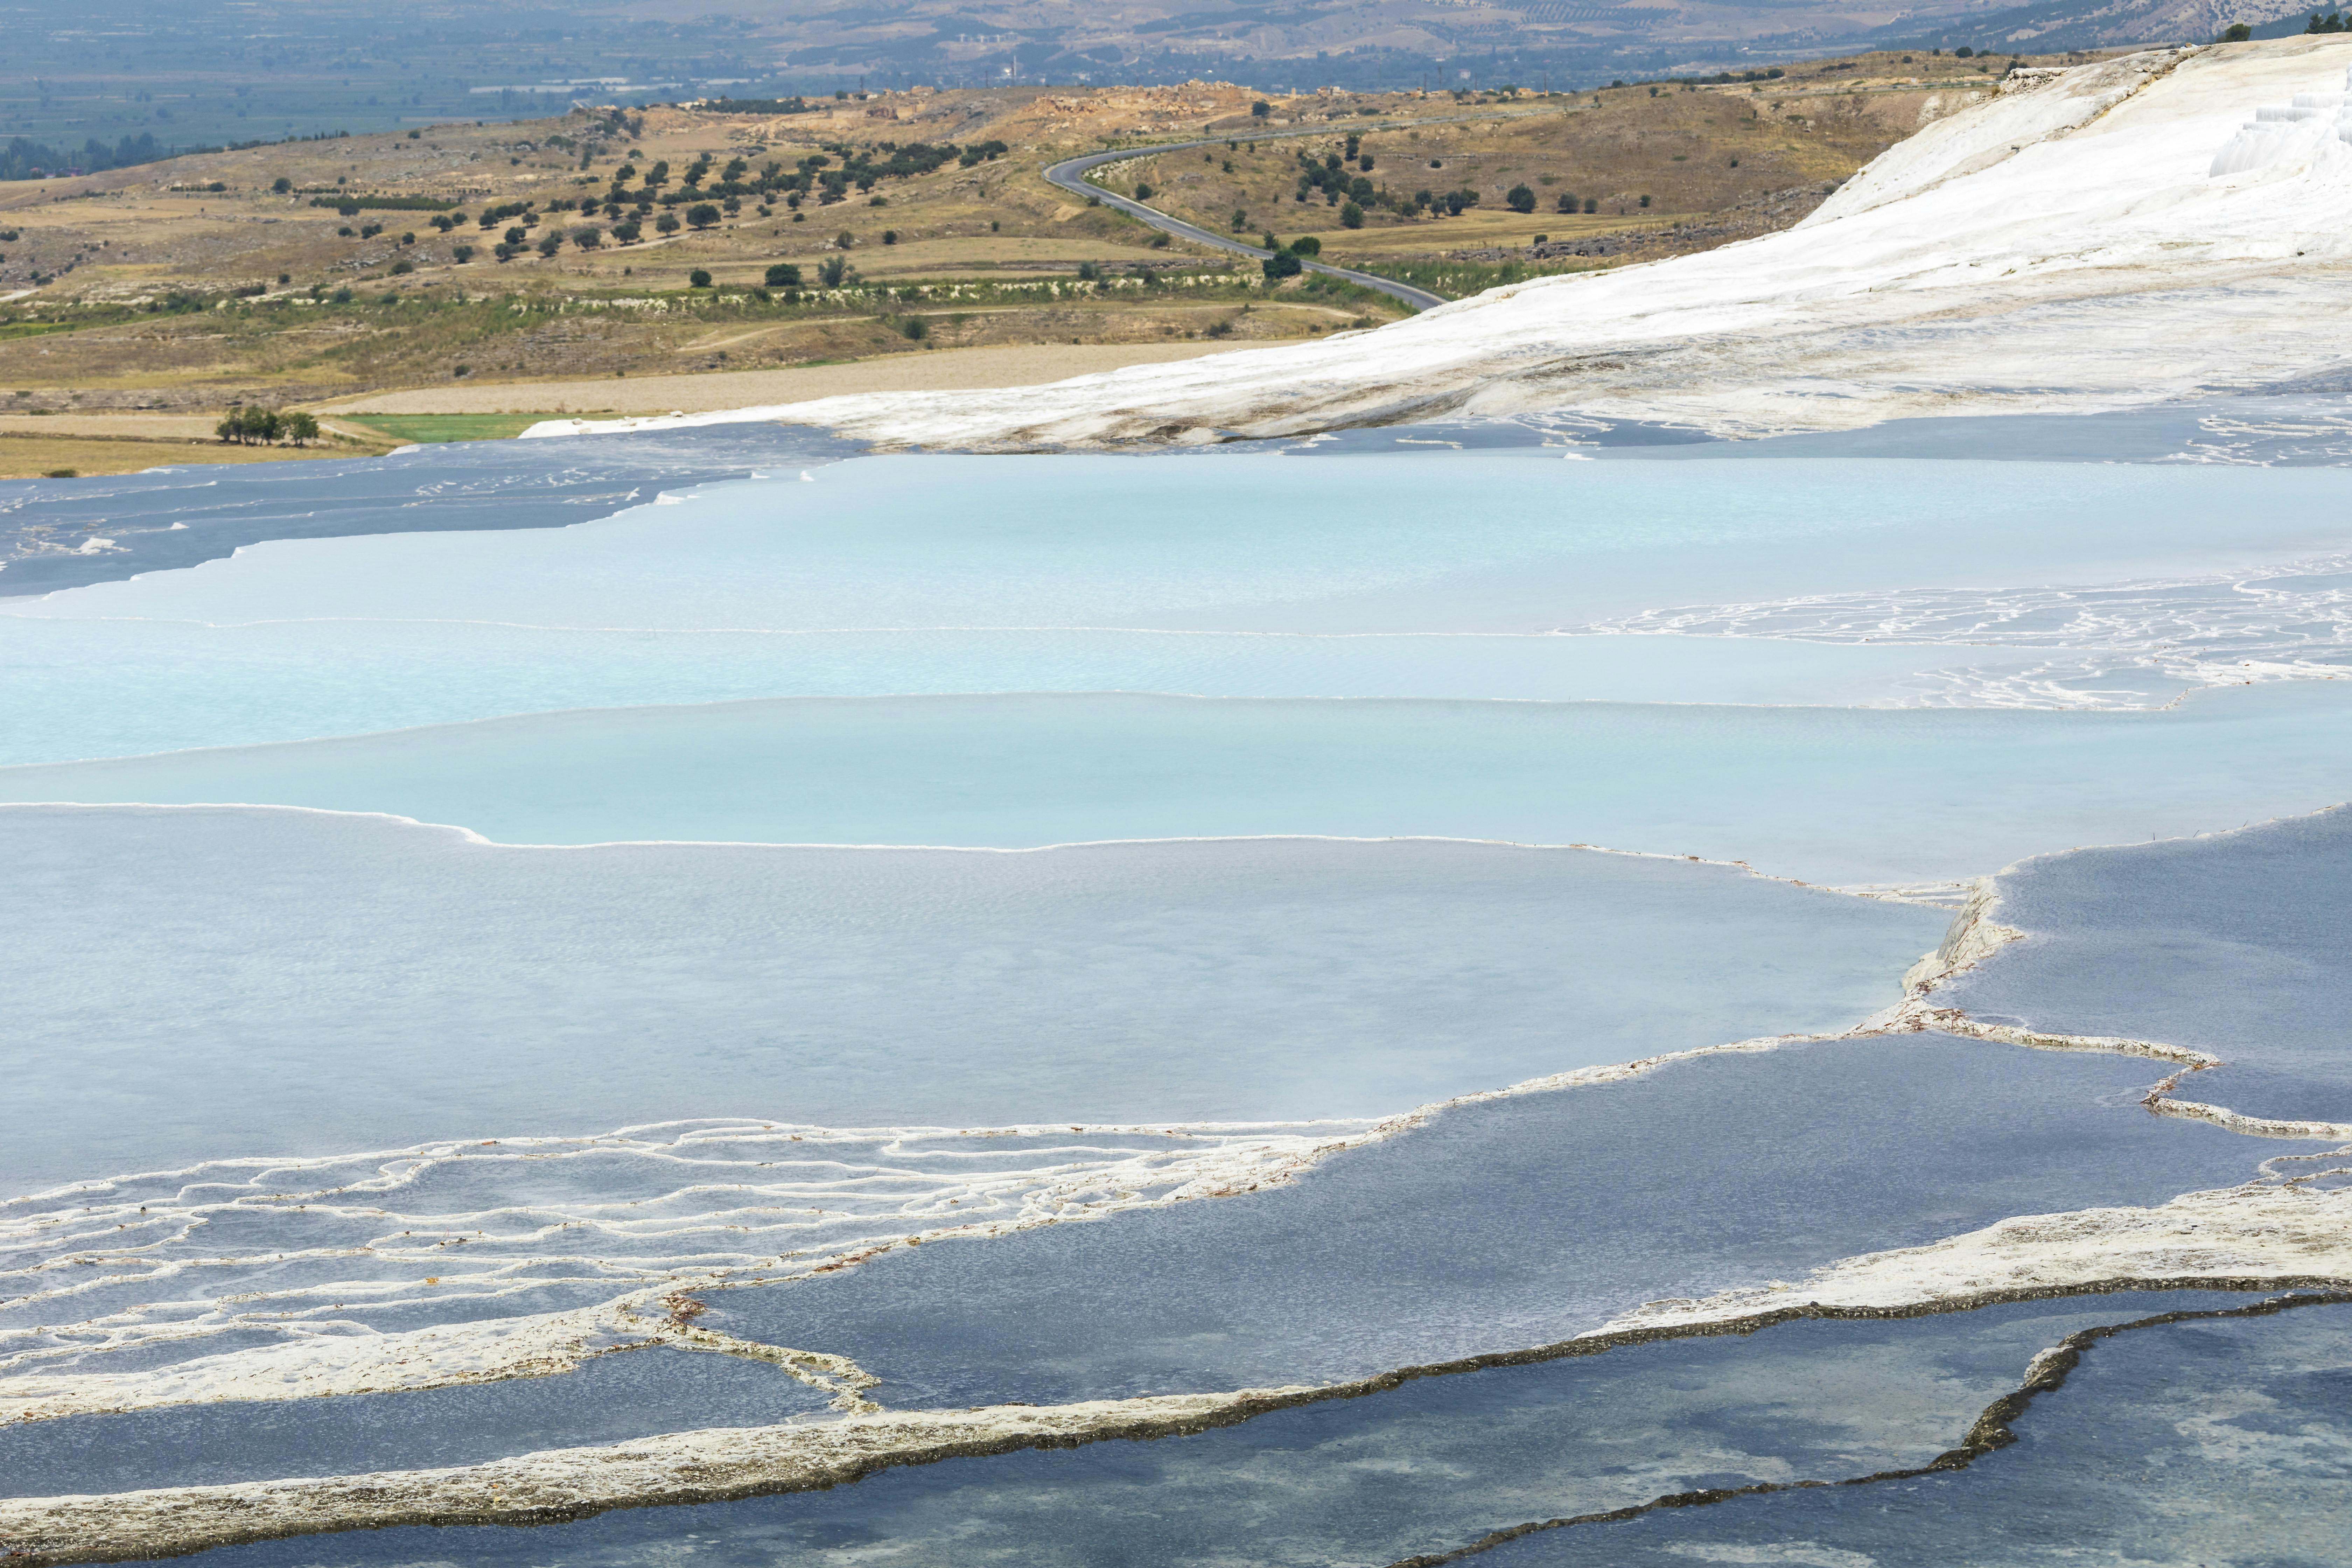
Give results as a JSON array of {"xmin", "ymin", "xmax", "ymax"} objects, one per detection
[{"xmin": 334, "ymin": 414, "xmax": 546, "ymax": 444}]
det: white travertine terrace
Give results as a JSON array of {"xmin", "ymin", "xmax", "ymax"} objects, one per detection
[
  {"xmin": 5, "ymin": 1182, "xmax": 2344, "ymax": 1564},
  {"xmin": 1601, "ymin": 1182, "xmax": 2352, "ymax": 1337},
  {"xmin": 524, "ymin": 37, "xmax": 2352, "ymax": 448}
]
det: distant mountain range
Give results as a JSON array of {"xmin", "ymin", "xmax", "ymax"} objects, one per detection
[
  {"xmin": 0, "ymin": 0, "xmax": 2323, "ymax": 157},
  {"xmin": 671, "ymin": 0, "xmax": 2323, "ymax": 86}
]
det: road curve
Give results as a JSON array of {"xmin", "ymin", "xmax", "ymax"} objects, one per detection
[{"xmin": 1042, "ymin": 141, "xmax": 1449, "ymax": 313}]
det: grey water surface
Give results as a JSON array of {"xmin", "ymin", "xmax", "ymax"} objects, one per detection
[
  {"xmin": 1481, "ymin": 1297, "xmax": 2352, "ymax": 1568},
  {"xmin": 0, "ymin": 1346, "xmax": 832, "ymax": 1500},
  {"xmin": 1944, "ymin": 805, "xmax": 2352, "ymax": 1125},
  {"xmin": 700, "ymin": 1034, "xmax": 2300, "ymax": 1409},
  {"xmin": 168, "ymin": 1290, "xmax": 2276, "ymax": 1567}
]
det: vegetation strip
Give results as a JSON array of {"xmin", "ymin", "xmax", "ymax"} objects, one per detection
[{"xmin": 1389, "ymin": 1289, "xmax": 2352, "ymax": 1565}]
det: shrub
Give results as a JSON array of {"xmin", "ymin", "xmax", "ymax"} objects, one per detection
[
  {"xmin": 882, "ymin": 229, "xmax": 898, "ymax": 244},
  {"xmin": 1262, "ymin": 250, "xmax": 1302, "ymax": 280},
  {"xmin": 688, "ymin": 268, "xmax": 713, "ymax": 287},
  {"xmin": 765, "ymin": 262, "xmax": 803, "ymax": 287},
  {"xmin": 1252, "ymin": 100, "xmax": 1271, "ymax": 117},
  {"xmin": 272, "ymin": 177, "xmax": 291, "ymax": 193},
  {"xmin": 899, "ymin": 315, "xmax": 928, "ymax": 340},
  {"xmin": 388, "ymin": 259, "xmax": 414, "ymax": 274},
  {"xmin": 1134, "ymin": 182, "xmax": 1155, "ymax": 200},
  {"xmin": 1557, "ymin": 192, "xmax": 1578, "ymax": 213},
  {"xmin": 1077, "ymin": 260, "xmax": 1102, "ymax": 281},
  {"xmin": 1288, "ymin": 235, "xmax": 1321, "ymax": 256},
  {"xmin": 1506, "ymin": 183, "xmax": 1536, "ymax": 213}
]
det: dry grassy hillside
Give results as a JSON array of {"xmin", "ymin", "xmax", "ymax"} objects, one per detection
[{"xmin": 0, "ymin": 51, "xmax": 2101, "ymax": 473}]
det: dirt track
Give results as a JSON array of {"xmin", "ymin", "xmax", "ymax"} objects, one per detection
[{"xmin": 317, "ymin": 343, "xmax": 1253, "ymax": 416}]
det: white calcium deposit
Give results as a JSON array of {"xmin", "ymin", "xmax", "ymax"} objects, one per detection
[
  {"xmin": 524, "ymin": 38, "xmax": 2352, "ymax": 448},
  {"xmin": 1601, "ymin": 1181, "xmax": 2352, "ymax": 1337}
]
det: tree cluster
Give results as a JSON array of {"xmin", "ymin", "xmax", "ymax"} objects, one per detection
[
  {"xmin": 1262, "ymin": 234, "xmax": 1322, "ymax": 278},
  {"xmin": 587, "ymin": 141, "xmax": 1008, "ymax": 225},
  {"xmin": 699, "ymin": 98, "xmax": 819, "ymax": 116},
  {"xmin": 1296, "ymin": 149, "xmax": 1376, "ymax": 209},
  {"xmin": 214, "ymin": 407, "xmax": 319, "ymax": 446},
  {"xmin": 1413, "ymin": 187, "xmax": 1483, "ymax": 216}
]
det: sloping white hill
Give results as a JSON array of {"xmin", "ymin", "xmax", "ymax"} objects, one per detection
[{"xmin": 536, "ymin": 37, "xmax": 2352, "ymax": 448}]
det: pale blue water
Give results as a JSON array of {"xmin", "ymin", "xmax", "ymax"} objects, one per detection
[
  {"xmin": 6, "ymin": 684, "xmax": 2348, "ymax": 884},
  {"xmin": 0, "ymin": 619, "xmax": 2067, "ymax": 765},
  {"xmin": 0, "ymin": 813, "xmax": 1942, "ymax": 1191},
  {"xmin": 13, "ymin": 455, "xmax": 2348, "ymax": 635},
  {"xmin": 7, "ymin": 422, "xmax": 2350, "ymax": 1559}
]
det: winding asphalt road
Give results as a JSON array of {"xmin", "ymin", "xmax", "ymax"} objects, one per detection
[{"xmin": 1043, "ymin": 140, "xmax": 1449, "ymax": 313}]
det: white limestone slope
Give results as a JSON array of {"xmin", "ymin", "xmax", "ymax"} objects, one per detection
[{"xmin": 528, "ymin": 38, "xmax": 2352, "ymax": 449}]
